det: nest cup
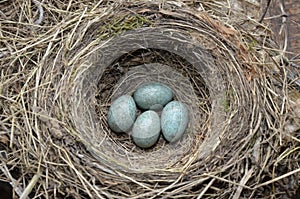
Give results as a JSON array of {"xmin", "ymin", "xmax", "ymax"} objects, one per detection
[{"xmin": 70, "ymin": 28, "xmax": 228, "ymax": 171}]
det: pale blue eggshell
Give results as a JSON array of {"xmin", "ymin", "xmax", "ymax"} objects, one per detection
[
  {"xmin": 107, "ymin": 95, "xmax": 137, "ymax": 133},
  {"xmin": 132, "ymin": 110, "xmax": 161, "ymax": 148},
  {"xmin": 161, "ymin": 101, "xmax": 189, "ymax": 143},
  {"xmin": 133, "ymin": 82, "xmax": 173, "ymax": 110}
]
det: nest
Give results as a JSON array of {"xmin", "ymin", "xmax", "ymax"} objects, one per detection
[{"xmin": 1, "ymin": 0, "xmax": 299, "ymax": 198}]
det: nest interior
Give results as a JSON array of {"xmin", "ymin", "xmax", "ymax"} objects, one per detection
[
  {"xmin": 0, "ymin": 0, "xmax": 299, "ymax": 198},
  {"xmin": 71, "ymin": 27, "xmax": 230, "ymax": 172}
]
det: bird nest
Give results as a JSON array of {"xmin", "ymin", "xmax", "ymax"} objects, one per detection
[{"xmin": 1, "ymin": 0, "xmax": 299, "ymax": 198}]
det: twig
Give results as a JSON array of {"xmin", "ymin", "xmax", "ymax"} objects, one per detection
[
  {"xmin": 254, "ymin": 168, "xmax": 300, "ymax": 189},
  {"xmin": 32, "ymin": 0, "xmax": 44, "ymax": 25},
  {"xmin": 0, "ymin": 165, "xmax": 27, "ymax": 199},
  {"xmin": 197, "ymin": 178, "xmax": 215, "ymax": 199},
  {"xmin": 20, "ymin": 173, "xmax": 41, "ymax": 199},
  {"xmin": 258, "ymin": 0, "xmax": 271, "ymax": 23}
]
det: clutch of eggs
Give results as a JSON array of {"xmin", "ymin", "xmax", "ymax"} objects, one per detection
[{"xmin": 107, "ymin": 82, "xmax": 190, "ymax": 148}]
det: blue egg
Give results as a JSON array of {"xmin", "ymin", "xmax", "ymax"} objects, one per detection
[
  {"xmin": 131, "ymin": 110, "xmax": 161, "ymax": 148},
  {"xmin": 107, "ymin": 95, "xmax": 137, "ymax": 133},
  {"xmin": 161, "ymin": 101, "xmax": 189, "ymax": 143},
  {"xmin": 133, "ymin": 82, "xmax": 173, "ymax": 110}
]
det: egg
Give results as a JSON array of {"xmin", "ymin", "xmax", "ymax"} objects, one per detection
[
  {"xmin": 161, "ymin": 101, "xmax": 189, "ymax": 143},
  {"xmin": 107, "ymin": 95, "xmax": 137, "ymax": 133},
  {"xmin": 131, "ymin": 110, "xmax": 161, "ymax": 148},
  {"xmin": 133, "ymin": 82, "xmax": 173, "ymax": 110}
]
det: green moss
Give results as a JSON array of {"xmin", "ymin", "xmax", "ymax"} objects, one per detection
[
  {"xmin": 248, "ymin": 40, "xmax": 258, "ymax": 51},
  {"xmin": 223, "ymin": 97, "xmax": 230, "ymax": 112},
  {"xmin": 222, "ymin": 89, "xmax": 234, "ymax": 112},
  {"xmin": 243, "ymin": 34, "xmax": 258, "ymax": 52},
  {"xmin": 98, "ymin": 15, "xmax": 153, "ymax": 40}
]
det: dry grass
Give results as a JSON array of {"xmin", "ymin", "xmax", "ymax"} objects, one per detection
[{"xmin": 0, "ymin": 0, "xmax": 299, "ymax": 198}]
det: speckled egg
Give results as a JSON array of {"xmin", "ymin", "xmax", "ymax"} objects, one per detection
[
  {"xmin": 161, "ymin": 101, "xmax": 189, "ymax": 143},
  {"xmin": 131, "ymin": 110, "xmax": 161, "ymax": 148},
  {"xmin": 107, "ymin": 95, "xmax": 137, "ymax": 133},
  {"xmin": 133, "ymin": 82, "xmax": 173, "ymax": 110}
]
